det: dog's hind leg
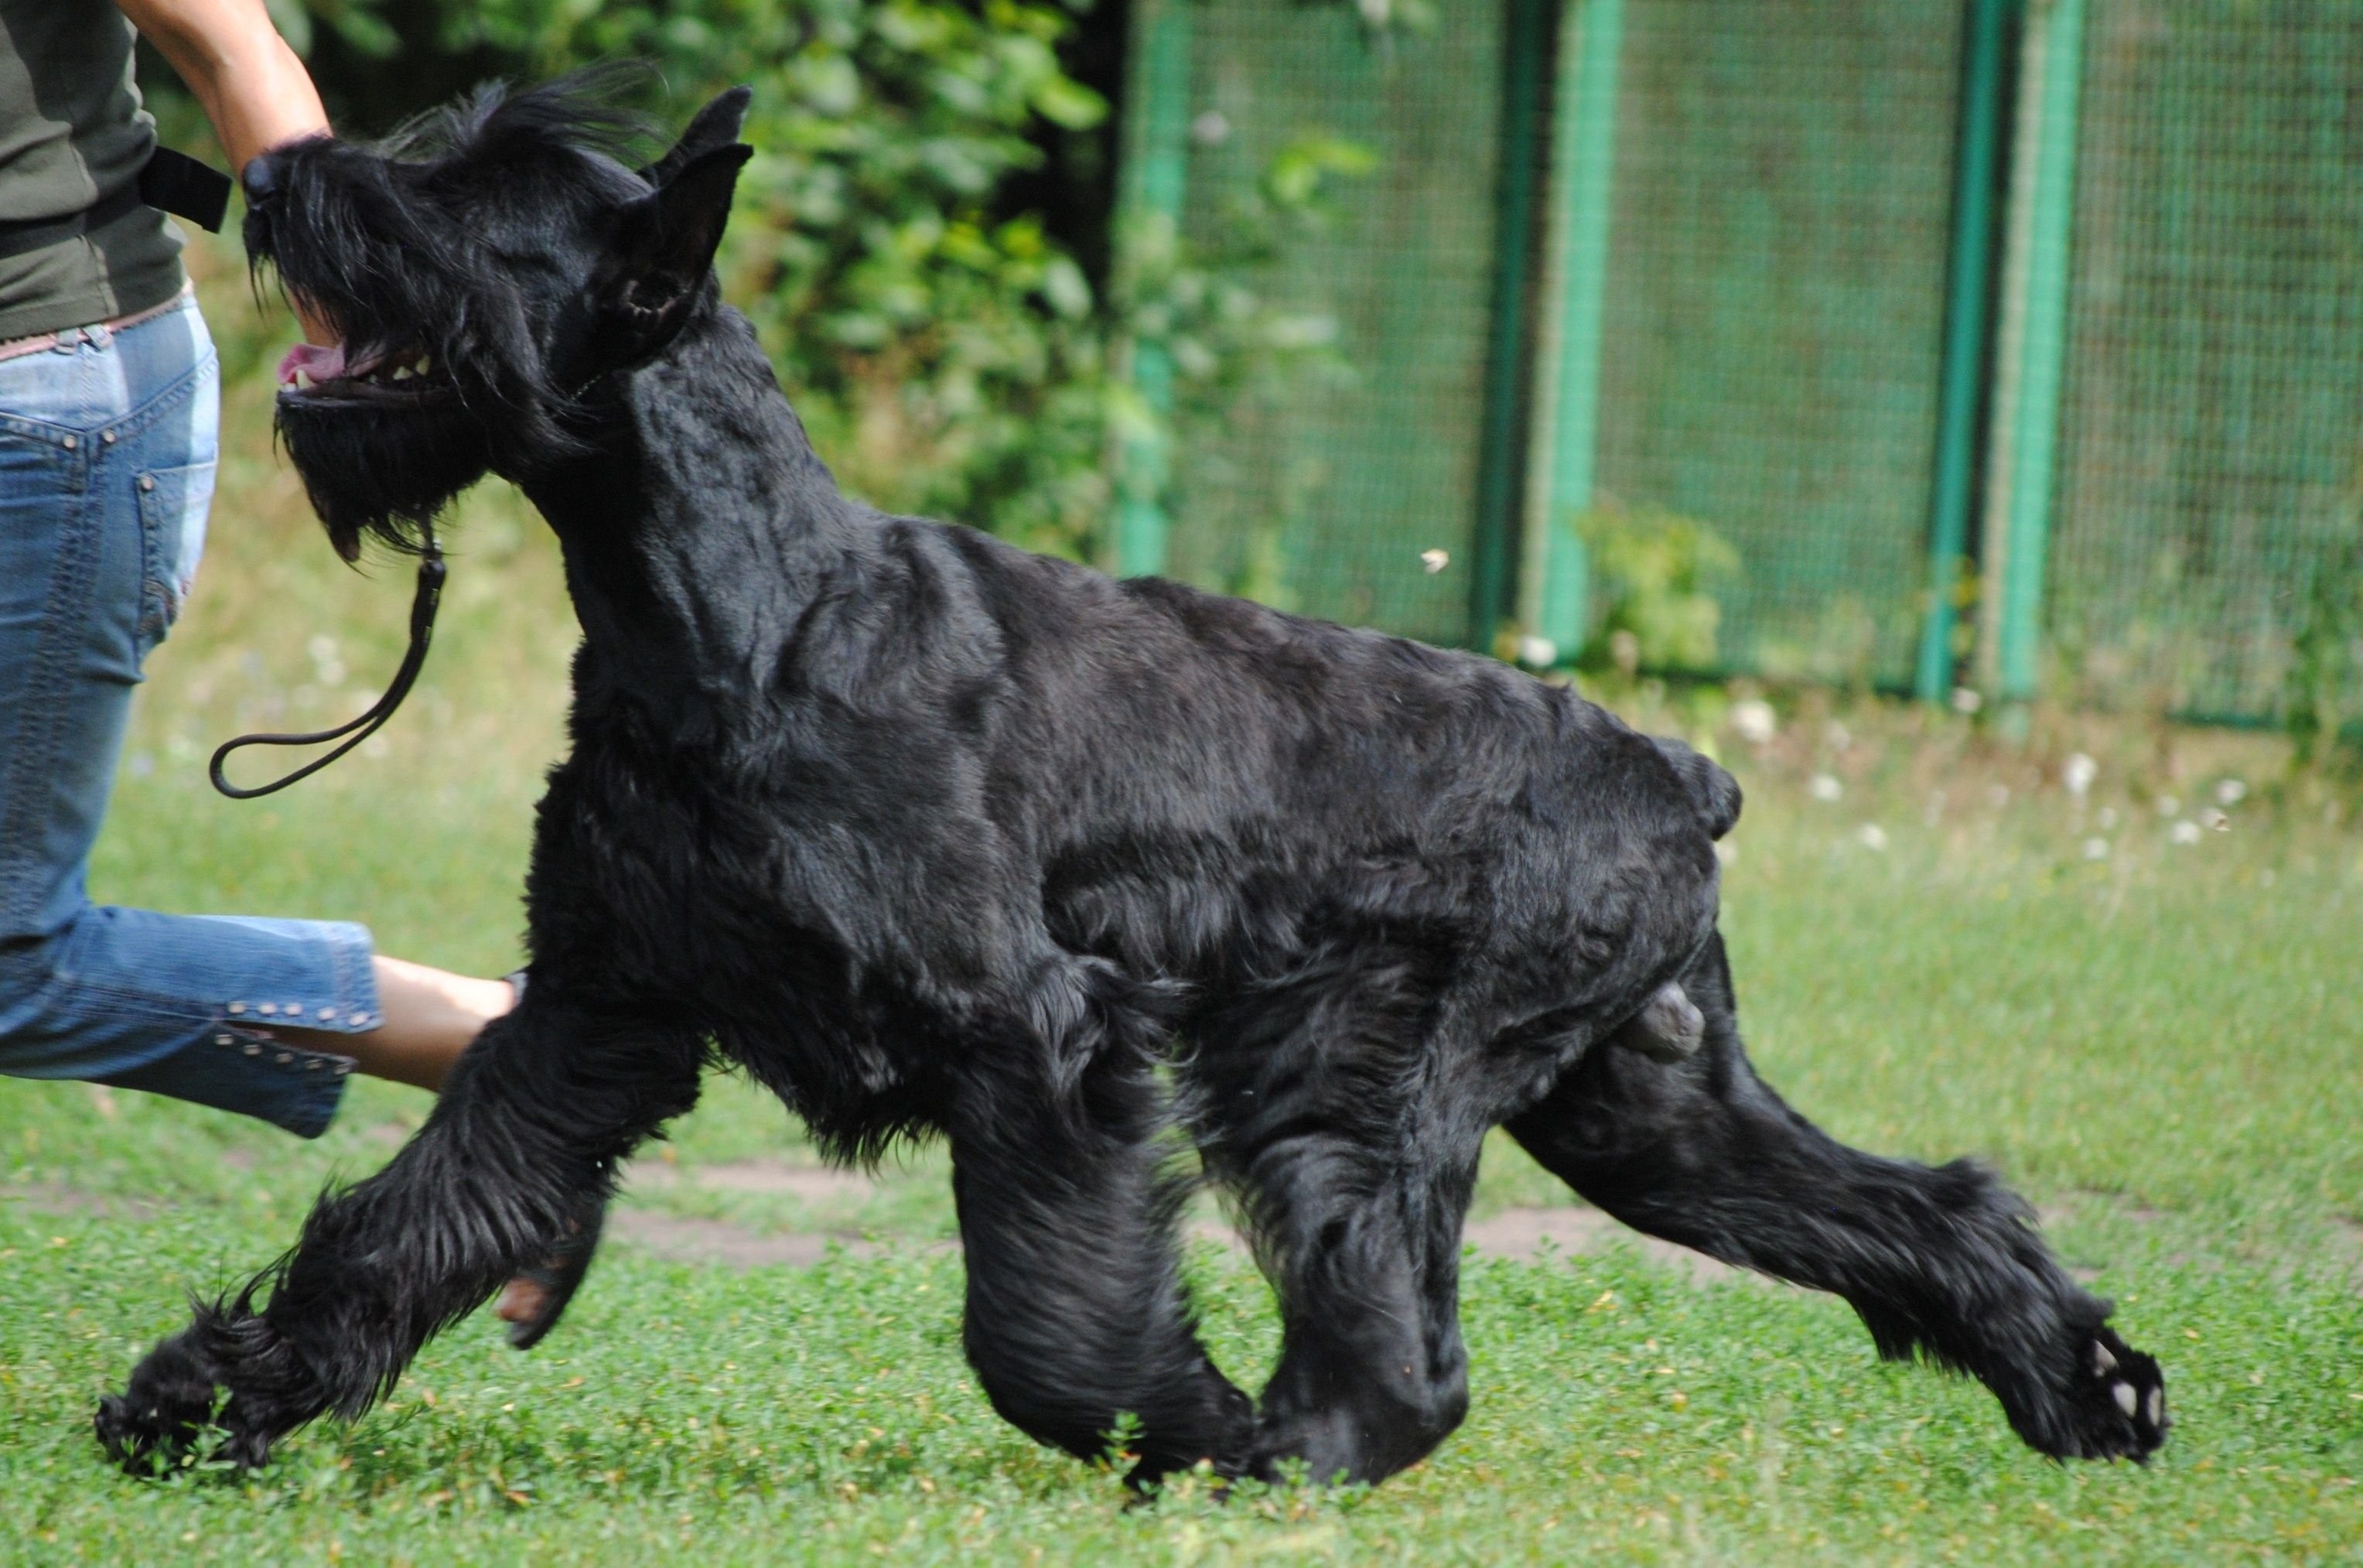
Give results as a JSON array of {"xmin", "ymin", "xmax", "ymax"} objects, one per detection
[
  {"xmin": 945, "ymin": 1045, "xmax": 1255, "ymax": 1484},
  {"xmin": 98, "ymin": 1001, "xmax": 702, "ymax": 1471},
  {"xmin": 1197, "ymin": 969, "xmax": 1483, "ymax": 1488},
  {"xmin": 1504, "ymin": 931, "xmax": 2167, "ymax": 1462},
  {"xmin": 1233, "ymin": 1122, "xmax": 1481, "ymax": 1487}
]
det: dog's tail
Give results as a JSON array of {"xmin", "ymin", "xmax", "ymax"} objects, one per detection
[{"xmin": 1650, "ymin": 736, "xmax": 1742, "ymax": 842}]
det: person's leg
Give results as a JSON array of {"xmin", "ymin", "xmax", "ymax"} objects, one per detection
[{"xmin": 275, "ymin": 956, "xmax": 516, "ymax": 1091}]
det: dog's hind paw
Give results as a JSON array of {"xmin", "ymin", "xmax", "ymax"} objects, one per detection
[
  {"xmin": 96, "ymin": 1334, "xmax": 219, "ymax": 1474},
  {"xmin": 2050, "ymin": 1326, "xmax": 2168, "ymax": 1462}
]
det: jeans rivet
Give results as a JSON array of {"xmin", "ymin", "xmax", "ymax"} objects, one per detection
[
  {"xmin": 275, "ymin": 1052, "xmax": 292, "ymax": 1065},
  {"xmin": 227, "ymin": 1002, "xmax": 245, "ymax": 1013},
  {"xmin": 243, "ymin": 1043, "xmax": 261, "ymax": 1057},
  {"xmin": 214, "ymin": 1033, "xmax": 233, "ymax": 1047},
  {"xmin": 306, "ymin": 1058, "xmax": 323, "ymax": 1071},
  {"xmin": 101, "ymin": 429, "xmax": 116, "ymax": 444},
  {"xmin": 61, "ymin": 435, "xmax": 76, "ymax": 450},
  {"xmin": 138, "ymin": 474, "xmax": 155, "ymax": 492}
]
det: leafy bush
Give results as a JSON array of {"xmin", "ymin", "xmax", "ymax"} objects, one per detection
[
  {"xmin": 173, "ymin": 0, "xmax": 1357, "ymax": 565},
  {"xmin": 1572, "ymin": 500, "xmax": 1740, "ymax": 675}
]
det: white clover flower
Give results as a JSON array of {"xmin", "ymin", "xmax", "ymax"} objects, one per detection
[
  {"xmin": 2156, "ymin": 796, "xmax": 2180, "ymax": 818},
  {"xmin": 2082, "ymin": 837, "xmax": 2109, "ymax": 860},
  {"xmin": 1950, "ymin": 686, "xmax": 1982, "ymax": 713},
  {"xmin": 2170, "ymin": 820, "xmax": 2202, "ymax": 845},
  {"xmin": 1515, "ymin": 635, "xmax": 1558, "ymax": 668},
  {"xmin": 1856, "ymin": 824, "xmax": 1888, "ymax": 851},
  {"xmin": 2215, "ymin": 778, "xmax": 2247, "ymax": 806},
  {"xmin": 2063, "ymin": 753, "xmax": 2097, "ymax": 797},
  {"xmin": 1809, "ymin": 773, "xmax": 1843, "ymax": 802},
  {"xmin": 2201, "ymin": 807, "xmax": 2230, "ymax": 832},
  {"xmin": 1731, "ymin": 698, "xmax": 1777, "ymax": 746}
]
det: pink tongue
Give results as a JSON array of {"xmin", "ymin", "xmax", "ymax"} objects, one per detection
[{"xmin": 276, "ymin": 341, "xmax": 348, "ymax": 387}]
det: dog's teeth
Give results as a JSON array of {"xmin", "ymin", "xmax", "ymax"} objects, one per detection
[
  {"xmin": 2145, "ymin": 1387, "xmax": 2163, "ymax": 1426},
  {"xmin": 2092, "ymin": 1342, "xmax": 2118, "ymax": 1375},
  {"xmin": 2112, "ymin": 1382, "xmax": 2137, "ymax": 1417}
]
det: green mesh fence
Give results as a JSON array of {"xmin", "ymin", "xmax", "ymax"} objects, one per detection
[
  {"xmin": 1131, "ymin": 1, "xmax": 2363, "ymax": 719},
  {"xmin": 1163, "ymin": 3, "xmax": 1510, "ymax": 647},
  {"xmin": 1590, "ymin": 0, "xmax": 1963, "ymax": 686},
  {"xmin": 2047, "ymin": 1, "xmax": 2363, "ymax": 721}
]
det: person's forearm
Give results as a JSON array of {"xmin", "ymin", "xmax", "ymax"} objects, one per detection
[{"xmin": 114, "ymin": 0, "xmax": 328, "ymax": 175}]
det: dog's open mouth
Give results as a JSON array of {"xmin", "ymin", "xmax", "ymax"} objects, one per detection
[{"xmin": 277, "ymin": 340, "xmax": 456, "ymax": 406}]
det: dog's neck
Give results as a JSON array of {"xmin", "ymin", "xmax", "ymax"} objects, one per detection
[{"xmin": 522, "ymin": 302, "xmax": 860, "ymax": 733}]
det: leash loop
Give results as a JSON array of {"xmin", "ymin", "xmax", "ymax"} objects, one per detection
[{"xmin": 209, "ymin": 525, "xmax": 446, "ymax": 799}]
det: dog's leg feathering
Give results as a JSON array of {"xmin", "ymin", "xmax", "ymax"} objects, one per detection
[
  {"xmin": 1506, "ymin": 934, "xmax": 2167, "ymax": 1463},
  {"xmin": 947, "ymin": 1042, "xmax": 1254, "ymax": 1486},
  {"xmin": 98, "ymin": 1000, "xmax": 702, "ymax": 1471},
  {"xmin": 1199, "ymin": 967, "xmax": 1484, "ymax": 1488}
]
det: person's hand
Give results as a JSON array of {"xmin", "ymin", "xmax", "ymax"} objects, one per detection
[{"xmin": 114, "ymin": 0, "xmax": 335, "ymax": 346}]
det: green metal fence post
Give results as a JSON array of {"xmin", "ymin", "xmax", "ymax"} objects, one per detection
[
  {"xmin": 1995, "ymin": 0, "xmax": 2085, "ymax": 702},
  {"xmin": 1111, "ymin": 0, "xmax": 1194, "ymax": 579},
  {"xmin": 1470, "ymin": 0, "xmax": 1555, "ymax": 651},
  {"xmin": 1522, "ymin": 0, "xmax": 1624, "ymax": 664},
  {"xmin": 1914, "ymin": 0, "xmax": 2017, "ymax": 704}
]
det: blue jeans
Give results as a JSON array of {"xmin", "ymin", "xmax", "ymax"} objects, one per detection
[{"xmin": 0, "ymin": 293, "xmax": 377, "ymax": 1136}]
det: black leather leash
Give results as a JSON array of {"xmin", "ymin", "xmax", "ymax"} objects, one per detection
[{"xmin": 209, "ymin": 523, "xmax": 446, "ymax": 798}]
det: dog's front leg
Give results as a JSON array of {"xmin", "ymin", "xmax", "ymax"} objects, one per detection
[
  {"xmin": 947, "ymin": 1048, "xmax": 1255, "ymax": 1486},
  {"xmin": 98, "ymin": 999, "xmax": 703, "ymax": 1471}
]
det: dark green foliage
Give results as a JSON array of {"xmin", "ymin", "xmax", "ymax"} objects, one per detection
[{"xmin": 155, "ymin": 1, "xmax": 1355, "ymax": 563}]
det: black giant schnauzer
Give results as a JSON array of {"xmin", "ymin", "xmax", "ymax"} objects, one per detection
[{"xmin": 98, "ymin": 81, "xmax": 2166, "ymax": 1485}]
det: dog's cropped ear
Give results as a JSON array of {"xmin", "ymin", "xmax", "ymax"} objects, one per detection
[
  {"xmin": 603, "ymin": 140, "xmax": 753, "ymax": 352},
  {"xmin": 1649, "ymin": 736, "xmax": 1743, "ymax": 842},
  {"xmin": 641, "ymin": 86, "xmax": 753, "ymax": 188}
]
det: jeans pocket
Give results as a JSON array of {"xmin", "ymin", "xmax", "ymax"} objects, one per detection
[{"xmin": 134, "ymin": 459, "xmax": 215, "ymax": 658}]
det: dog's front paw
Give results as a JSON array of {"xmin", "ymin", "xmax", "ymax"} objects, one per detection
[
  {"xmin": 2018, "ymin": 1324, "xmax": 2167, "ymax": 1462},
  {"xmin": 96, "ymin": 1332, "xmax": 219, "ymax": 1474},
  {"xmin": 2072, "ymin": 1326, "xmax": 2167, "ymax": 1461}
]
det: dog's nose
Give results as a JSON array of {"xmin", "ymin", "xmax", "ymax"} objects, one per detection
[{"xmin": 243, "ymin": 153, "xmax": 279, "ymax": 207}]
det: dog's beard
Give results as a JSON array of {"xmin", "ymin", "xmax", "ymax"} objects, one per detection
[{"xmin": 276, "ymin": 392, "xmax": 492, "ymax": 560}]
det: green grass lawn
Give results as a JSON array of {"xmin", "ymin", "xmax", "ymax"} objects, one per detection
[{"xmin": 2, "ymin": 263, "xmax": 2359, "ymax": 1563}]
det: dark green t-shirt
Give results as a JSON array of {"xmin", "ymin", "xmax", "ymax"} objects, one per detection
[{"xmin": 0, "ymin": 0, "xmax": 186, "ymax": 340}]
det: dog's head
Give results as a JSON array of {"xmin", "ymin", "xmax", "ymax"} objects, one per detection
[{"xmin": 244, "ymin": 76, "xmax": 753, "ymax": 559}]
